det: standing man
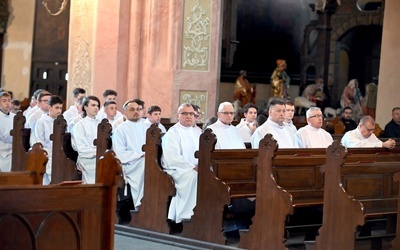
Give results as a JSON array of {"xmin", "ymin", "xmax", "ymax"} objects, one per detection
[
  {"xmin": 161, "ymin": 103, "xmax": 202, "ymax": 224},
  {"xmin": 27, "ymin": 91, "xmax": 52, "ymax": 146},
  {"xmin": 384, "ymin": 107, "xmax": 400, "ymax": 138},
  {"xmin": 143, "ymin": 105, "xmax": 167, "ymax": 133},
  {"xmin": 208, "ymin": 102, "xmax": 245, "ymax": 149},
  {"xmin": 251, "ymin": 99, "xmax": 295, "ymax": 149},
  {"xmin": 340, "ymin": 107, "xmax": 358, "ymax": 132},
  {"xmin": 34, "ymin": 95, "xmax": 64, "ymax": 184},
  {"xmin": 113, "ymin": 99, "xmax": 147, "ymax": 210},
  {"xmin": 71, "ymin": 96, "xmax": 101, "ymax": 184},
  {"xmin": 97, "ymin": 89, "xmax": 123, "ymax": 120},
  {"xmin": 63, "ymin": 87, "xmax": 86, "ymax": 125},
  {"xmin": 341, "ymin": 116, "xmax": 396, "ymax": 149},
  {"xmin": 295, "ymin": 107, "xmax": 333, "ymax": 148},
  {"xmin": 0, "ymin": 91, "xmax": 15, "ymax": 172}
]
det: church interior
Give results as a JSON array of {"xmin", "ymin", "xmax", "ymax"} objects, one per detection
[{"xmin": 1, "ymin": 0, "xmax": 400, "ymax": 249}]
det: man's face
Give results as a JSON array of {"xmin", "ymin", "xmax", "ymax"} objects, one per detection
[
  {"xmin": 244, "ymin": 107, "xmax": 257, "ymax": 123},
  {"xmin": 218, "ymin": 104, "xmax": 235, "ymax": 125},
  {"xmin": 178, "ymin": 105, "xmax": 196, "ymax": 127},
  {"xmin": 269, "ymin": 104, "xmax": 286, "ymax": 124},
  {"xmin": 11, "ymin": 104, "xmax": 21, "ymax": 114},
  {"xmin": 359, "ymin": 121, "xmax": 375, "ymax": 138},
  {"xmin": 49, "ymin": 103, "xmax": 63, "ymax": 119},
  {"xmin": 84, "ymin": 99, "xmax": 100, "ymax": 118},
  {"xmin": 307, "ymin": 110, "xmax": 323, "ymax": 128},
  {"xmin": 104, "ymin": 104, "xmax": 117, "ymax": 119},
  {"xmin": 0, "ymin": 96, "xmax": 12, "ymax": 113},
  {"xmin": 125, "ymin": 102, "xmax": 143, "ymax": 122},
  {"xmin": 342, "ymin": 109, "xmax": 353, "ymax": 120},
  {"xmin": 148, "ymin": 111, "xmax": 161, "ymax": 124},
  {"xmin": 38, "ymin": 95, "xmax": 51, "ymax": 112},
  {"xmin": 392, "ymin": 109, "xmax": 400, "ymax": 124},
  {"xmin": 284, "ymin": 105, "xmax": 295, "ymax": 121},
  {"xmin": 195, "ymin": 109, "xmax": 203, "ymax": 123},
  {"xmin": 105, "ymin": 95, "xmax": 116, "ymax": 102}
]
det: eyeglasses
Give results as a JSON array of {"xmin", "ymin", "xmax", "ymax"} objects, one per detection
[
  {"xmin": 179, "ymin": 112, "xmax": 196, "ymax": 116},
  {"xmin": 309, "ymin": 114, "xmax": 324, "ymax": 119},
  {"xmin": 362, "ymin": 124, "xmax": 375, "ymax": 132},
  {"xmin": 219, "ymin": 112, "xmax": 235, "ymax": 116}
]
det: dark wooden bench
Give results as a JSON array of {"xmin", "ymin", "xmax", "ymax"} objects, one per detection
[
  {"xmin": 10, "ymin": 111, "xmax": 30, "ymax": 171},
  {"xmin": 0, "ymin": 150, "xmax": 123, "ymax": 250},
  {"xmin": 130, "ymin": 123, "xmax": 176, "ymax": 233},
  {"xmin": 0, "ymin": 143, "xmax": 47, "ymax": 185},
  {"xmin": 314, "ymin": 141, "xmax": 400, "ymax": 249},
  {"xmin": 185, "ymin": 130, "xmax": 400, "ymax": 245},
  {"xmin": 50, "ymin": 115, "xmax": 80, "ymax": 184}
]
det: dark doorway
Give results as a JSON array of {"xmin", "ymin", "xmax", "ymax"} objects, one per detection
[{"xmin": 31, "ymin": 0, "xmax": 70, "ymax": 109}]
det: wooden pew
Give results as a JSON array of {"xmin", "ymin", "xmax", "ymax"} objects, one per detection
[
  {"xmin": 10, "ymin": 111, "xmax": 30, "ymax": 171},
  {"xmin": 188, "ymin": 132, "xmax": 400, "ymax": 245},
  {"xmin": 239, "ymin": 134, "xmax": 293, "ymax": 250},
  {"xmin": 315, "ymin": 141, "xmax": 400, "ymax": 249},
  {"xmin": 94, "ymin": 118, "xmax": 113, "ymax": 166},
  {"xmin": 0, "ymin": 150, "xmax": 123, "ymax": 250},
  {"xmin": 130, "ymin": 124, "xmax": 176, "ymax": 233},
  {"xmin": 0, "ymin": 143, "xmax": 47, "ymax": 185},
  {"xmin": 50, "ymin": 115, "xmax": 79, "ymax": 184}
]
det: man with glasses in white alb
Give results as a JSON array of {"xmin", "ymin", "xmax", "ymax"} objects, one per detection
[
  {"xmin": 208, "ymin": 102, "xmax": 245, "ymax": 149},
  {"xmin": 295, "ymin": 107, "xmax": 333, "ymax": 148},
  {"xmin": 341, "ymin": 115, "xmax": 396, "ymax": 149}
]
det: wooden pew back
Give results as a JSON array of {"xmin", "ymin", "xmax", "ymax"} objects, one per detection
[{"xmin": 0, "ymin": 150, "xmax": 122, "ymax": 250}]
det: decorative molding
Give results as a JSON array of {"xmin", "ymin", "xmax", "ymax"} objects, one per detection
[
  {"xmin": 182, "ymin": 0, "xmax": 211, "ymax": 71},
  {"xmin": 72, "ymin": 32, "xmax": 91, "ymax": 90},
  {"xmin": 180, "ymin": 90, "xmax": 207, "ymax": 123}
]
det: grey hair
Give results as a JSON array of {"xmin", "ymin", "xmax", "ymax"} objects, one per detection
[
  {"xmin": 306, "ymin": 107, "xmax": 321, "ymax": 118},
  {"xmin": 178, "ymin": 103, "xmax": 193, "ymax": 113},
  {"xmin": 218, "ymin": 102, "xmax": 233, "ymax": 112},
  {"xmin": 359, "ymin": 115, "xmax": 375, "ymax": 125}
]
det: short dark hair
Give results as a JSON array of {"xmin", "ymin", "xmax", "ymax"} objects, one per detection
[
  {"xmin": 285, "ymin": 100, "xmax": 294, "ymax": 106},
  {"xmin": 269, "ymin": 99, "xmax": 285, "ymax": 110},
  {"xmin": 48, "ymin": 95, "xmax": 64, "ymax": 106},
  {"xmin": 147, "ymin": 105, "xmax": 162, "ymax": 114},
  {"xmin": 256, "ymin": 114, "xmax": 267, "ymax": 126},
  {"xmin": 82, "ymin": 95, "xmax": 100, "ymax": 118},
  {"xmin": 392, "ymin": 107, "xmax": 400, "ymax": 113},
  {"xmin": 102, "ymin": 89, "xmax": 118, "ymax": 98},
  {"xmin": 104, "ymin": 100, "xmax": 116, "ymax": 108},
  {"xmin": 72, "ymin": 88, "xmax": 86, "ymax": 98},
  {"xmin": 76, "ymin": 96, "xmax": 85, "ymax": 105},
  {"xmin": 191, "ymin": 104, "xmax": 200, "ymax": 112},
  {"xmin": 12, "ymin": 100, "xmax": 21, "ymax": 106},
  {"xmin": 243, "ymin": 103, "xmax": 258, "ymax": 114},
  {"xmin": 343, "ymin": 107, "xmax": 353, "ymax": 112},
  {"xmin": 122, "ymin": 98, "xmax": 144, "ymax": 110}
]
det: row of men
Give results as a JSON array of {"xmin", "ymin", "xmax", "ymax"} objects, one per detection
[{"xmin": 0, "ymin": 89, "xmax": 399, "ymax": 226}]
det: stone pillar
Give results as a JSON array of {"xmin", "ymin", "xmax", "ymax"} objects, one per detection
[
  {"xmin": 376, "ymin": 0, "xmax": 400, "ymax": 126},
  {"xmin": 68, "ymin": 0, "xmax": 223, "ymax": 120}
]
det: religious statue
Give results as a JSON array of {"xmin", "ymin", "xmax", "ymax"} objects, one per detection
[
  {"xmin": 362, "ymin": 77, "xmax": 378, "ymax": 119},
  {"xmin": 302, "ymin": 76, "xmax": 325, "ymax": 102},
  {"xmin": 233, "ymin": 70, "xmax": 255, "ymax": 107},
  {"xmin": 270, "ymin": 59, "xmax": 290, "ymax": 99},
  {"xmin": 340, "ymin": 79, "xmax": 363, "ymax": 122}
]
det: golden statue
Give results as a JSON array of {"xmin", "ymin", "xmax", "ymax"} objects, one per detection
[{"xmin": 270, "ymin": 59, "xmax": 290, "ymax": 98}]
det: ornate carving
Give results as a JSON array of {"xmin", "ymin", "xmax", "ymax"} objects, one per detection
[
  {"xmin": 182, "ymin": 0, "xmax": 210, "ymax": 70},
  {"xmin": 72, "ymin": 32, "xmax": 91, "ymax": 91}
]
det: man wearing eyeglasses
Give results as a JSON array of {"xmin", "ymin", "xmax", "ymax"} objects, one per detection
[
  {"xmin": 161, "ymin": 103, "xmax": 202, "ymax": 226},
  {"xmin": 208, "ymin": 102, "xmax": 245, "ymax": 149},
  {"xmin": 112, "ymin": 99, "xmax": 148, "ymax": 211},
  {"xmin": 341, "ymin": 115, "xmax": 396, "ymax": 149},
  {"xmin": 295, "ymin": 107, "xmax": 333, "ymax": 148},
  {"xmin": 251, "ymin": 99, "xmax": 296, "ymax": 149}
]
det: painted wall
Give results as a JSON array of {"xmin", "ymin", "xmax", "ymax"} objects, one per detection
[{"xmin": 1, "ymin": 0, "xmax": 35, "ymax": 101}]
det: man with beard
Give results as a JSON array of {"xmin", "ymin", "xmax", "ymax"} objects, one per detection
[{"xmin": 112, "ymin": 99, "xmax": 147, "ymax": 210}]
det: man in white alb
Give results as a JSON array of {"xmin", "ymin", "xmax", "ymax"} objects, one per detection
[
  {"xmin": 208, "ymin": 102, "xmax": 245, "ymax": 149},
  {"xmin": 161, "ymin": 103, "xmax": 202, "ymax": 223},
  {"xmin": 295, "ymin": 107, "xmax": 333, "ymax": 148},
  {"xmin": 63, "ymin": 88, "xmax": 86, "ymax": 125},
  {"xmin": 236, "ymin": 103, "xmax": 258, "ymax": 144},
  {"xmin": 341, "ymin": 115, "xmax": 396, "ymax": 149},
  {"xmin": 0, "ymin": 91, "xmax": 15, "ymax": 172},
  {"xmin": 71, "ymin": 96, "xmax": 101, "ymax": 184},
  {"xmin": 113, "ymin": 99, "xmax": 147, "ymax": 210},
  {"xmin": 251, "ymin": 99, "xmax": 296, "ymax": 148},
  {"xmin": 143, "ymin": 105, "xmax": 167, "ymax": 133},
  {"xmin": 284, "ymin": 100, "xmax": 297, "ymax": 137}
]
